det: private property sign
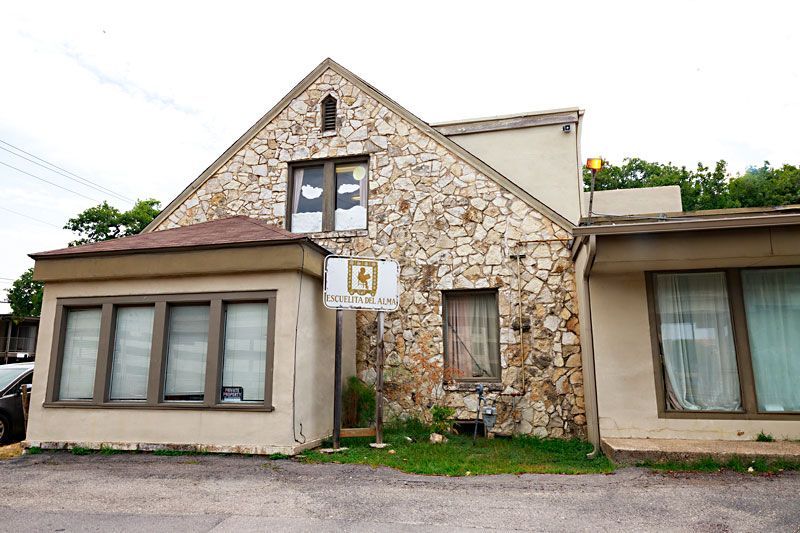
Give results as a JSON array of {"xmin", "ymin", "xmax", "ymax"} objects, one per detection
[{"xmin": 323, "ymin": 256, "xmax": 399, "ymax": 311}]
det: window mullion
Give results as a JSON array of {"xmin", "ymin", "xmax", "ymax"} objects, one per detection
[
  {"xmin": 147, "ymin": 302, "xmax": 168, "ymax": 405},
  {"xmin": 323, "ymin": 162, "xmax": 335, "ymax": 231},
  {"xmin": 727, "ymin": 269, "xmax": 759, "ymax": 414},
  {"xmin": 204, "ymin": 299, "xmax": 224, "ymax": 407},
  {"xmin": 93, "ymin": 303, "xmax": 115, "ymax": 405}
]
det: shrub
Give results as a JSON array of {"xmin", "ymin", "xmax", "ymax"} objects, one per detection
[
  {"xmin": 430, "ymin": 405, "xmax": 455, "ymax": 434},
  {"xmin": 342, "ymin": 376, "xmax": 375, "ymax": 428},
  {"xmin": 756, "ymin": 431, "xmax": 775, "ymax": 442}
]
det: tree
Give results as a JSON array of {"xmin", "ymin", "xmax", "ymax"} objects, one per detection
[
  {"xmin": 6, "ymin": 268, "xmax": 44, "ymax": 319},
  {"xmin": 5, "ymin": 198, "xmax": 161, "ymax": 317},
  {"xmin": 64, "ymin": 198, "xmax": 161, "ymax": 246},
  {"xmin": 584, "ymin": 158, "xmax": 800, "ymax": 212}
]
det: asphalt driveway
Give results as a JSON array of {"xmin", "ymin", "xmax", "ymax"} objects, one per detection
[{"xmin": 0, "ymin": 452, "xmax": 798, "ymax": 532}]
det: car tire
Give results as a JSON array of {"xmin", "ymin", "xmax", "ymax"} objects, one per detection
[{"xmin": 0, "ymin": 413, "xmax": 10, "ymax": 444}]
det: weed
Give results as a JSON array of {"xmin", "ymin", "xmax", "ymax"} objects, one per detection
[
  {"xmin": 70, "ymin": 446, "xmax": 91, "ymax": 456},
  {"xmin": 99, "ymin": 445, "xmax": 121, "ymax": 456},
  {"xmin": 26, "ymin": 446, "xmax": 42, "ymax": 455},
  {"xmin": 756, "ymin": 431, "xmax": 775, "ymax": 442},
  {"xmin": 152, "ymin": 449, "xmax": 208, "ymax": 456},
  {"xmin": 430, "ymin": 405, "xmax": 456, "ymax": 434},
  {"xmin": 267, "ymin": 453, "xmax": 290, "ymax": 460},
  {"xmin": 342, "ymin": 376, "xmax": 375, "ymax": 428}
]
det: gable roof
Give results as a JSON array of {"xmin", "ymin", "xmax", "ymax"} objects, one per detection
[
  {"xmin": 145, "ymin": 58, "xmax": 574, "ymax": 233},
  {"xmin": 31, "ymin": 216, "xmax": 329, "ymax": 259}
]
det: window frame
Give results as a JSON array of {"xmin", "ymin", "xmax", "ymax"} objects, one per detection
[
  {"xmin": 45, "ymin": 291, "xmax": 277, "ymax": 411},
  {"xmin": 287, "ymin": 156, "xmax": 369, "ymax": 233},
  {"xmin": 646, "ymin": 267, "xmax": 800, "ymax": 420},
  {"xmin": 441, "ymin": 288, "xmax": 502, "ymax": 384}
]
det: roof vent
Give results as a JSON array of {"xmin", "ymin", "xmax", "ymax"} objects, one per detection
[{"xmin": 322, "ymin": 95, "xmax": 337, "ymax": 131}]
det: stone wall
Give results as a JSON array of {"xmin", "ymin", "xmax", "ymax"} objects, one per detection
[{"xmin": 156, "ymin": 68, "xmax": 585, "ymax": 437}]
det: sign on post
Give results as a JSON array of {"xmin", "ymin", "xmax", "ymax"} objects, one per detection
[
  {"xmin": 323, "ymin": 255, "xmax": 399, "ymax": 450},
  {"xmin": 324, "ymin": 256, "xmax": 399, "ymax": 311}
]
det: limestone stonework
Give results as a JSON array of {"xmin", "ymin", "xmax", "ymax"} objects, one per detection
[{"xmin": 156, "ymin": 68, "xmax": 585, "ymax": 438}]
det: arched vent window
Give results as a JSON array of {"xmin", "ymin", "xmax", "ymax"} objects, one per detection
[{"xmin": 322, "ymin": 95, "xmax": 337, "ymax": 131}]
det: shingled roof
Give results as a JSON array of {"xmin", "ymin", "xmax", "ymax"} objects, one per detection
[{"xmin": 30, "ymin": 216, "xmax": 330, "ymax": 259}]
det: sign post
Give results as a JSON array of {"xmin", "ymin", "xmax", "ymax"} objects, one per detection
[{"xmin": 324, "ymin": 256, "xmax": 399, "ymax": 450}]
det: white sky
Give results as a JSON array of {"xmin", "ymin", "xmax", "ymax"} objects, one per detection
[{"xmin": 1, "ymin": 1, "xmax": 798, "ymax": 312}]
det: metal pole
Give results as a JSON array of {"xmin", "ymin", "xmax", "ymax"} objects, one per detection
[
  {"xmin": 332, "ymin": 309, "xmax": 343, "ymax": 449},
  {"xmin": 588, "ymin": 168, "xmax": 597, "ymax": 221},
  {"xmin": 374, "ymin": 311, "xmax": 385, "ymax": 446}
]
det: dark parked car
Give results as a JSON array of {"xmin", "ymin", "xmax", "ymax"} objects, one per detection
[{"xmin": 0, "ymin": 362, "xmax": 34, "ymax": 444}]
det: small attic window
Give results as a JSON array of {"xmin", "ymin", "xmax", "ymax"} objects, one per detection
[{"xmin": 322, "ymin": 95, "xmax": 337, "ymax": 131}]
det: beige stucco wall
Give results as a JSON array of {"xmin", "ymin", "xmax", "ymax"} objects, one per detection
[
  {"xmin": 447, "ymin": 124, "xmax": 583, "ymax": 224},
  {"xmin": 582, "ymin": 185, "xmax": 683, "ymax": 217},
  {"xmin": 590, "ymin": 226, "xmax": 800, "ymax": 440},
  {"xmin": 27, "ymin": 269, "xmax": 355, "ymax": 454}
]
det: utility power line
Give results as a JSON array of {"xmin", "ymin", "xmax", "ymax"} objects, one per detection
[
  {"xmin": 0, "ymin": 160, "xmax": 102, "ymax": 202},
  {"xmin": 0, "ymin": 205, "xmax": 62, "ymax": 228},
  {"xmin": 0, "ymin": 143, "xmax": 133, "ymax": 204}
]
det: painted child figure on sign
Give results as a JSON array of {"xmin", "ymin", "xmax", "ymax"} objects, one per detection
[{"xmin": 357, "ymin": 266, "xmax": 371, "ymax": 289}]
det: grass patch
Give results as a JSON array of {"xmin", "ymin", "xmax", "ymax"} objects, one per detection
[
  {"xmin": 70, "ymin": 446, "xmax": 92, "ymax": 456},
  {"xmin": 638, "ymin": 456, "xmax": 800, "ymax": 474},
  {"xmin": 300, "ymin": 421, "xmax": 613, "ymax": 476},
  {"xmin": 26, "ymin": 446, "xmax": 42, "ymax": 455},
  {"xmin": 99, "ymin": 445, "xmax": 123, "ymax": 456}
]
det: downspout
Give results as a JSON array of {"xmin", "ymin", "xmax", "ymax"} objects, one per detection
[{"xmin": 575, "ymin": 235, "xmax": 601, "ymax": 458}]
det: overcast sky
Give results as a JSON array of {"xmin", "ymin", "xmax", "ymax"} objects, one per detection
[{"xmin": 1, "ymin": 1, "xmax": 798, "ymax": 312}]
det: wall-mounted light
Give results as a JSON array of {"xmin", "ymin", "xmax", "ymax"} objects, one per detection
[
  {"xmin": 586, "ymin": 157, "xmax": 603, "ymax": 171},
  {"xmin": 562, "ymin": 124, "xmax": 572, "ymax": 133}
]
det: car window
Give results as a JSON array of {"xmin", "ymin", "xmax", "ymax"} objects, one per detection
[{"xmin": 0, "ymin": 367, "xmax": 31, "ymax": 392}]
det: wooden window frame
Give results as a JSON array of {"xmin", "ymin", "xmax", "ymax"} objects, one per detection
[
  {"xmin": 442, "ymin": 288, "xmax": 502, "ymax": 384},
  {"xmin": 646, "ymin": 267, "xmax": 800, "ymax": 420},
  {"xmin": 44, "ymin": 291, "xmax": 277, "ymax": 412},
  {"xmin": 287, "ymin": 156, "xmax": 369, "ymax": 233}
]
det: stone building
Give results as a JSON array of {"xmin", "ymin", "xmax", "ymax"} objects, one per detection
[{"xmin": 145, "ymin": 59, "xmax": 586, "ymax": 438}]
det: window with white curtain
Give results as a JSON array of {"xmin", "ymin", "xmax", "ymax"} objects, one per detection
[
  {"xmin": 109, "ymin": 306, "xmax": 154, "ymax": 401},
  {"xmin": 47, "ymin": 292, "xmax": 275, "ymax": 409},
  {"xmin": 742, "ymin": 268, "xmax": 800, "ymax": 412},
  {"xmin": 58, "ymin": 308, "xmax": 102, "ymax": 400},
  {"xmin": 654, "ymin": 272, "xmax": 742, "ymax": 411},
  {"xmin": 650, "ymin": 268, "xmax": 800, "ymax": 418},
  {"xmin": 163, "ymin": 305, "xmax": 210, "ymax": 401},
  {"xmin": 221, "ymin": 302, "xmax": 268, "ymax": 402},
  {"xmin": 443, "ymin": 291, "xmax": 500, "ymax": 381}
]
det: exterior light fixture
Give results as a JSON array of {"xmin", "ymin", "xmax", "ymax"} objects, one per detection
[{"xmin": 586, "ymin": 157, "xmax": 603, "ymax": 171}]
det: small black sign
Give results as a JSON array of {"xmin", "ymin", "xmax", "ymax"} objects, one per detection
[{"xmin": 221, "ymin": 386, "xmax": 244, "ymax": 402}]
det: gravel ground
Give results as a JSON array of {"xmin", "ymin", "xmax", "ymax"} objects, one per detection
[{"xmin": 0, "ymin": 452, "xmax": 798, "ymax": 532}]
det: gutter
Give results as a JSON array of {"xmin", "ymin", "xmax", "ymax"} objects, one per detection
[
  {"xmin": 573, "ymin": 212, "xmax": 800, "ymax": 236},
  {"xmin": 574, "ymin": 235, "xmax": 601, "ymax": 458}
]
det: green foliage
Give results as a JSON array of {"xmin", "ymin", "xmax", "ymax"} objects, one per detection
[
  {"xmin": 756, "ymin": 431, "xmax": 775, "ymax": 442},
  {"xmin": 301, "ymin": 430, "xmax": 614, "ymax": 476},
  {"xmin": 728, "ymin": 163, "xmax": 800, "ymax": 208},
  {"xmin": 6, "ymin": 267, "xmax": 44, "ymax": 318},
  {"xmin": 638, "ymin": 455, "xmax": 799, "ymax": 474},
  {"xmin": 267, "ymin": 453, "xmax": 290, "ymax": 460},
  {"xmin": 64, "ymin": 198, "xmax": 161, "ymax": 246},
  {"xmin": 584, "ymin": 158, "xmax": 800, "ymax": 212},
  {"xmin": 152, "ymin": 448, "xmax": 208, "ymax": 456},
  {"xmin": 26, "ymin": 446, "xmax": 42, "ymax": 455},
  {"xmin": 342, "ymin": 376, "xmax": 375, "ymax": 428},
  {"xmin": 70, "ymin": 446, "xmax": 91, "ymax": 455},
  {"xmin": 430, "ymin": 405, "xmax": 455, "ymax": 434},
  {"xmin": 99, "ymin": 445, "xmax": 122, "ymax": 455}
]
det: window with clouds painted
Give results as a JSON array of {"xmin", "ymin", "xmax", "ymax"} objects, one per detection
[
  {"xmin": 335, "ymin": 162, "xmax": 368, "ymax": 231},
  {"xmin": 290, "ymin": 158, "xmax": 368, "ymax": 233}
]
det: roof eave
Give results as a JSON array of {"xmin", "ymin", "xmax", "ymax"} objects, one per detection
[{"xmin": 573, "ymin": 212, "xmax": 800, "ymax": 236}]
